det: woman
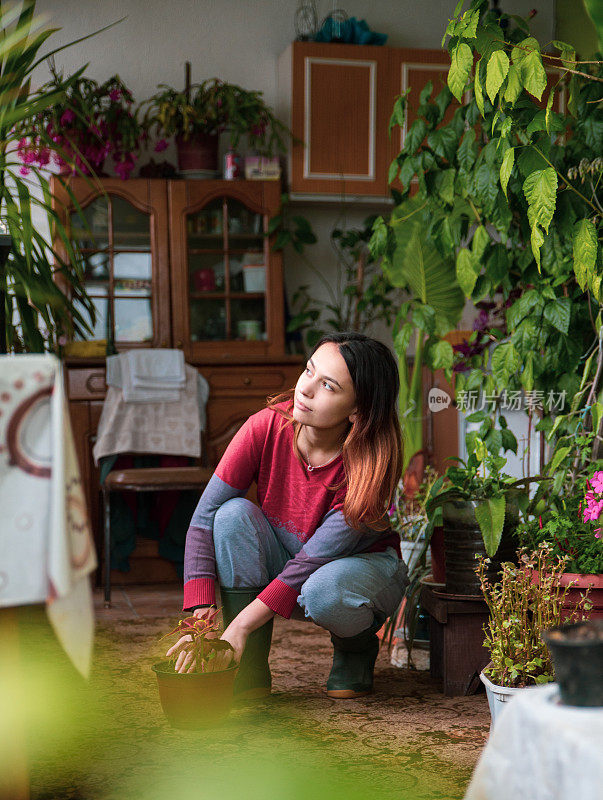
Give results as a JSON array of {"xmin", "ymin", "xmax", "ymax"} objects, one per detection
[{"xmin": 167, "ymin": 332, "xmax": 408, "ymax": 699}]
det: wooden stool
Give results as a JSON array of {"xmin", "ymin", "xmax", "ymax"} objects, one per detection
[
  {"xmin": 420, "ymin": 583, "xmax": 490, "ymax": 696},
  {"xmin": 102, "ymin": 466, "xmax": 213, "ymax": 607}
]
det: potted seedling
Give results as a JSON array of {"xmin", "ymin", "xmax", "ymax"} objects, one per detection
[
  {"xmin": 477, "ymin": 545, "xmax": 591, "ymax": 726},
  {"xmin": 153, "ymin": 608, "xmax": 238, "ymax": 730}
]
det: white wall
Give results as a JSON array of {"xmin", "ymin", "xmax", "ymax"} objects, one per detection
[{"xmin": 32, "ymin": 0, "xmax": 555, "ymax": 345}]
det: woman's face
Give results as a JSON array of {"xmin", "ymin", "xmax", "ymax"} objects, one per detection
[{"xmin": 293, "ymin": 342, "xmax": 357, "ymax": 430}]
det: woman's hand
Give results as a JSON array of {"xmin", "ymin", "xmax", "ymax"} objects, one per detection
[
  {"xmin": 220, "ymin": 621, "xmax": 249, "ymax": 665},
  {"xmin": 165, "ymin": 606, "xmax": 222, "ymax": 673}
]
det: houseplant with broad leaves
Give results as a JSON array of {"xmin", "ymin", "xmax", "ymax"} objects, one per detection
[
  {"xmin": 0, "ymin": 0, "xmax": 120, "ymax": 353},
  {"xmin": 141, "ymin": 78, "xmax": 290, "ymax": 172},
  {"xmin": 426, "ymin": 420, "xmax": 542, "ymax": 595},
  {"xmin": 153, "ymin": 608, "xmax": 238, "ymax": 730},
  {"xmin": 370, "ymin": 1, "xmax": 602, "ymax": 494},
  {"xmin": 477, "ymin": 544, "xmax": 591, "ymax": 724},
  {"xmin": 15, "ymin": 67, "xmax": 144, "ymax": 179}
]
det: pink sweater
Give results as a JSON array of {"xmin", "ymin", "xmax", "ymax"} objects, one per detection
[{"xmin": 183, "ymin": 402, "xmax": 400, "ymax": 618}]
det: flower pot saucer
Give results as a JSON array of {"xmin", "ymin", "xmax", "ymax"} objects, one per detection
[
  {"xmin": 419, "ymin": 573, "xmax": 445, "ymax": 590},
  {"xmin": 432, "ymin": 587, "xmax": 484, "ymax": 601}
]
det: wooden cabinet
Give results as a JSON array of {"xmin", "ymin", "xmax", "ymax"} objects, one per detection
[
  {"xmin": 52, "ymin": 177, "xmax": 304, "ymax": 572},
  {"xmin": 278, "ymin": 43, "xmax": 456, "ymax": 200},
  {"xmin": 168, "ymin": 179, "xmax": 285, "ymax": 361}
]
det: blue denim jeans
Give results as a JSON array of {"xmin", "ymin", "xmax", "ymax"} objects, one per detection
[{"xmin": 213, "ymin": 497, "xmax": 408, "ymax": 638}]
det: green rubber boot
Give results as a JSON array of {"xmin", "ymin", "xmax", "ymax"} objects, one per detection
[
  {"xmin": 220, "ymin": 586, "xmax": 273, "ymax": 700},
  {"xmin": 326, "ymin": 615, "xmax": 385, "ymax": 699}
]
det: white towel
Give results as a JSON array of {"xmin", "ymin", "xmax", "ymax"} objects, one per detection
[
  {"xmin": 106, "ymin": 351, "xmax": 185, "ymax": 403},
  {"xmin": 126, "ymin": 349, "xmax": 185, "ymax": 386}
]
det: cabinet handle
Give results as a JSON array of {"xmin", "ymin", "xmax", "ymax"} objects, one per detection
[
  {"xmin": 243, "ymin": 377, "xmax": 251, "ymax": 386},
  {"xmin": 176, "ymin": 340, "xmax": 183, "ymax": 348}
]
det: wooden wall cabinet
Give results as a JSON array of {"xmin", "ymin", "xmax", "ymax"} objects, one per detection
[
  {"xmin": 278, "ymin": 43, "xmax": 452, "ymax": 200},
  {"xmin": 52, "ymin": 177, "xmax": 303, "ymax": 574}
]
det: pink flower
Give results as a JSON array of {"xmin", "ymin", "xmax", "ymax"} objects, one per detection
[
  {"xmin": 109, "ymin": 88, "xmax": 121, "ymax": 102},
  {"xmin": 60, "ymin": 109, "xmax": 76, "ymax": 126},
  {"xmin": 590, "ymin": 471, "xmax": 603, "ymax": 493},
  {"xmin": 19, "ymin": 166, "xmax": 30, "ymax": 176},
  {"xmin": 154, "ymin": 139, "xmax": 168, "ymax": 152},
  {"xmin": 583, "ymin": 493, "xmax": 603, "ymax": 522},
  {"xmin": 594, "ymin": 528, "xmax": 601, "ymax": 539}
]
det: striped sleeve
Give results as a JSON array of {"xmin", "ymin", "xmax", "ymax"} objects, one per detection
[{"xmin": 182, "ymin": 408, "xmax": 271, "ymax": 611}]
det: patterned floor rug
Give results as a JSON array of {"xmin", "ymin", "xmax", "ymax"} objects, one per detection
[{"xmin": 21, "ymin": 606, "xmax": 490, "ymax": 800}]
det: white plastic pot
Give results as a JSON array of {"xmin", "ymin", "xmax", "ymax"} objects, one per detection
[{"xmin": 480, "ymin": 668, "xmax": 524, "ymax": 727}]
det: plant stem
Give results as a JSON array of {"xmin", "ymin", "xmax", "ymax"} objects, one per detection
[{"xmin": 532, "ymin": 145, "xmax": 600, "ymax": 215}]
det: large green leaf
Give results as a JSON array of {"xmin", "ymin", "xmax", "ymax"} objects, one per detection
[
  {"xmin": 573, "ymin": 219, "xmax": 598, "ymax": 292},
  {"xmin": 475, "ymin": 495, "xmax": 506, "ymax": 557},
  {"xmin": 486, "ymin": 50, "xmax": 509, "ymax": 104},
  {"xmin": 448, "ymin": 42, "xmax": 473, "ymax": 102},
  {"xmin": 523, "ymin": 168, "xmax": 557, "ymax": 233},
  {"xmin": 389, "ymin": 197, "xmax": 465, "ymax": 326}
]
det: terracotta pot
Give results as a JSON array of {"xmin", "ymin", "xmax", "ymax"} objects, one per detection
[
  {"xmin": 530, "ymin": 571, "xmax": 603, "ymax": 621},
  {"xmin": 176, "ymin": 133, "xmax": 219, "ymax": 172},
  {"xmin": 152, "ymin": 662, "xmax": 238, "ymax": 729}
]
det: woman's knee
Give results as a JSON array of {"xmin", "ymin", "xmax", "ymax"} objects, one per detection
[
  {"xmin": 213, "ymin": 497, "xmax": 257, "ymax": 545},
  {"xmin": 299, "ymin": 571, "xmax": 373, "ymax": 638}
]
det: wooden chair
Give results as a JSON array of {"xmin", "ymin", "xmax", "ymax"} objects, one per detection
[{"xmin": 101, "ymin": 430, "xmax": 219, "ymax": 607}]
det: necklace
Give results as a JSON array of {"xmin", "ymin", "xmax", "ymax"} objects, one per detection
[{"xmin": 303, "ymin": 446, "xmax": 342, "ymax": 472}]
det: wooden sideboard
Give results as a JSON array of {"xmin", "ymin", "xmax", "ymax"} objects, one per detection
[{"xmin": 52, "ymin": 177, "xmax": 305, "ymax": 579}]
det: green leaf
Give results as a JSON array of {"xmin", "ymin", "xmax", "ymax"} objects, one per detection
[
  {"xmin": 472, "ymin": 225, "xmax": 490, "ymax": 260},
  {"xmin": 491, "ymin": 342, "xmax": 521, "ymax": 385},
  {"xmin": 456, "ymin": 248, "xmax": 478, "ymax": 296},
  {"xmin": 543, "ymin": 297, "xmax": 570, "ymax": 335},
  {"xmin": 573, "ymin": 219, "xmax": 598, "ymax": 291},
  {"xmin": 436, "ymin": 169, "xmax": 456, "ymax": 205},
  {"xmin": 429, "ymin": 340, "xmax": 454, "ymax": 370},
  {"xmin": 486, "ymin": 50, "xmax": 509, "ymax": 104},
  {"xmin": 521, "ymin": 48, "xmax": 547, "ymax": 101},
  {"xmin": 523, "ymin": 168, "xmax": 558, "ymax": 233},
  {"xmin": 457, "ymin": 128, "xmax": 477, "ymax": 172},
  {"xmin": 403, "ymin": 118, "xmax": 428, "ymax": 155},
  {"xmin": 531, "ymin": 225, "xmax": 545, "ymax": 271},
  {"xmin": 545, "ymin": 90, "xmax": 555, "ymax": 134},
  {"xmin": 500, "ymin": 146, "xmax": 515, "ymax": 199},
  {"xmin": 475, "ymin": 495, "xmax": 506, "ymax": 557},
  {"xmin": 388, "ymin": 158, "xmax": 400, "ymax": 184},
  {"xmin": 549, "ymin": 445, "xmax": 571, "ymax": 474},
  {"xmin": 448, "ymin": 42, "xmax": 473, "ymax": 102},
  {"xmin": 389, "ymin": 93, "xmax": 408, "ymax": 133},
  {"xmin": 504, "ymin": 62, "xmax": 522, "ymax": 104},
  {"xmin": 474, "ymin": 58, "xmax": 485, "ymax": 115}
]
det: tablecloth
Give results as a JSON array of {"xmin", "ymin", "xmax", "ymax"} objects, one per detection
[
  {"xmin": 0, "ymin": 354, "xmax": 96, "ymax": 678},
  {"xmin": 465, "ymin": 684, "xmax": 603, "ymax": 800}
]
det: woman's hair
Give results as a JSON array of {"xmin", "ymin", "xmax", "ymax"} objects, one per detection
[{"xmin": 267, "ymin": 332, "xmax": 402, "ymax": 532}]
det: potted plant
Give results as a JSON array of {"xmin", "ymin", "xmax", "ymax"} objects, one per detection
[
  {"xmin": 16, "ymin": 69, "xmax": 144, "ymax": 179},
  {"xmin": 0, "ymin": 1, "xmax": 105, "ymax": 354},
  {"xmin": 384, "ymin": 463, "xmax": 445, "ymax": 667},
  {"xmin": 477, "ymin": 545, "xmax": 591, "ymax": 725},
  {"xmin": 426, "ymin": 424, "xmax": 539, "ymax": 595},
  {"xmin": 141, "ymin": 78, "xmax": 290, "ymax": 172},
  {"xmin": 153, "ymin": 608, "xmax": 238, "ymax": 730},
  {"xmin": 518, "ymin": 469, "xmax": 603, "ymax": 619},
  {"xmin": 542, "ymin": 619, "xmax": 603, "ymax": 707}
]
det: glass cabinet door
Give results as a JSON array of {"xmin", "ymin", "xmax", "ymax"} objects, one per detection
[
  {"xmin": 187, "ymin": 197, "xmax": 267, "ymax": 343},
  {"xmin": 70, "ymin": 194, "xmax": 154, "ymax": 344}
]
